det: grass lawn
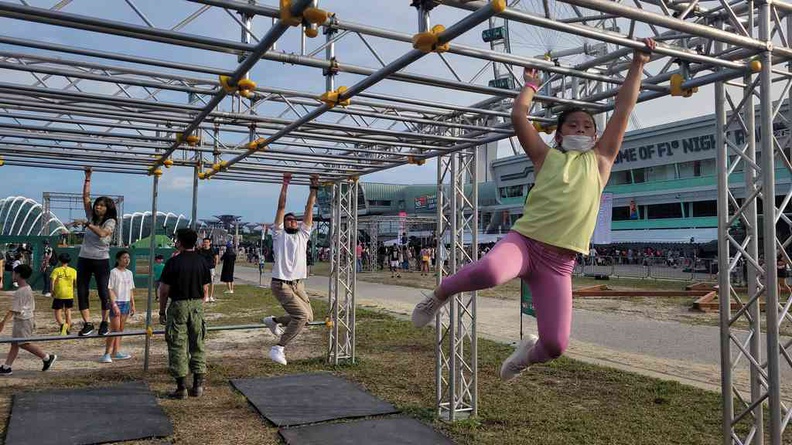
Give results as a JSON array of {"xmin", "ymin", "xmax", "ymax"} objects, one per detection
[
  {"xmin": 309, "ymin": 262, "xmax": 690, "ymax": 298},
  {"xmin": 0, "ymin": 284, "xmax": 772, "ymax": 444}
]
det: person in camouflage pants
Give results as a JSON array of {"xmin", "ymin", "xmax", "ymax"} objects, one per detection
[
  {"xmin": 159, "ymin": 228, "xmax": 211, "ymax": 399},
  {"xmin": 164, "ymin": 300, "xmax": 206, "ymax": 379}
]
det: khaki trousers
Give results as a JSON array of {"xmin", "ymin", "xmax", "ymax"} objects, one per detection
[{"xmin": 271, "ymin": 279, "xmax": 313, "ymax": 346}]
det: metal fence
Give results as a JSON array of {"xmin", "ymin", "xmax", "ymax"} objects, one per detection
[{"xmin": 575, "ymin": 255, "xmax": 718, "ymax": 281}]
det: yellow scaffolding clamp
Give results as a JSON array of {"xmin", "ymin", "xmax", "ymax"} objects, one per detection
[
  {"xmin": 219, "ymin": 75, "xmax": 237, "ymax": 94},
  {"xmin": 281, "ymin": 0, "xmax": 328, "ymax": 27},
  {"xmin": 412, "ymin": 24, "xmax": 449, "ymax": 53},
  {"xmin": 163, "ymin": 159, "xmax": 174, "ymax": 169},
  {"xmin": 669, "ymin": 74, "xmax": 698, "ymax": 98},
  {"xmin": 319, "ymin": 86, "xmax": 351, "ymax": 108},
  {"xmin": 219, "ymin": 76, "xmax": 257, "ymax": 98},
  {"xmin": 237, "ymin": 78, "xmax": 257, "ymax": 98},
  {"xmin": 407, "ymin": 155, "xmax": 426, "ymax": 166},
  {"xmin": 148, "ymin": 167, "xmax": 163, "ymax": 177},
  {"xmin": 532, "ymin": 121, "xmax": 556, "ymax": 134},
  {"xmin": 186, "ymin": 135, "xmax": 201, "ymax": 147},
  {"xmin": 247, "ymin": 138, "xmax": 268, "ymax": 151}
]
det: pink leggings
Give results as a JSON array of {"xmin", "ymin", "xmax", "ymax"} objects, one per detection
[{"xmin": 437, "ymin": 231, "xmax": 576, "ymax": 364}]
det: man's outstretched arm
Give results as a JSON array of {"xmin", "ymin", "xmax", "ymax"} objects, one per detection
[
  {"xmin": 303, "ymin": 175, "xmax": 319, "ymax": 228},
  {"xmin": 274, "ymin": 173, "xmax": 291, "ymax": 226}
]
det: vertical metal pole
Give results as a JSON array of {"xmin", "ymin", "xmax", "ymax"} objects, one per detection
[
  {"xmin": 327, "ymin": 183, "xmax": 338, "ymax": 361},
  {"xmin": 41, "ymin": 193, "xmax": 47, "ymax": 239},
  {"xmin": 330, "ymin": 182, "xmax": 341, "ymax": 364},
  {"xmin": 417, "ymin": 4, "xmax": 431, "ymax": 32},
  {"xmin": 143, "ymin": 174, "xmax": 159, "ymax": 371},
  {"xmin": 325, "ymin": 23, "xmax": 336, "ymax": 93},
  {"xmin": 239, "ymin": 9, "xmax": 253, "ymax": 68},
  {"xmin": 714, "ymin": 31, "xmax": 732, "ymax": 444},
  {"xmin": 759, "ymin": 0, "xmax": 782, "ymax": 440},
  {"xmin": 744, "ymin": 5, "xmax": 764, "ymax": 439},
  {"xmin": 447, "ymin": 152, "xmax": 458, "ymax": 421},
  {"xmin": 350, "ymin": 179, "xmax": 358, "ymax": 362},
  {"xmin": 435, "ymin": 154, "xmax": 447, "ymax": 419},
  {"xmin": 191, "ymin": 158, "xmax": 199, "ymax": 231},
  {"xmin": 116, "ymin": 198, "xmax": 124, "ymax": 247},
  {"xmin": 470, "ymin": 146, "xmax": 479, "ymax": 417}
]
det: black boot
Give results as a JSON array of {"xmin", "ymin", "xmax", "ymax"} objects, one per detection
[
  {"xmin": 168, "ymin": 377, "xmax": 188, "ymax": 399},
  {"xmin": 190, "ymin": 374, "xmax": 205, "ymax": 398}
]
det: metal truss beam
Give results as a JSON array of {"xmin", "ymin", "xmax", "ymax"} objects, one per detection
[
  {"xmin": 328, "ymin": 180, "xmax": 358, "ymax": 364},
  {"xmin": 435, "ymin": 138, "xmax": 478, "ymax": 421}
]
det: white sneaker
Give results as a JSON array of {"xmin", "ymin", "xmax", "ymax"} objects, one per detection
[
  {"xmin": 43, "ymin": 293, "xmax": 52, "ymax": 298},
  {"xmin": 99, "ymin": 353, "xmax": 113, "ymax": 364},
  {"xmin": 269, "ymin": 345, "xmax": 287, "ymax": 365},
  {"xmin": 411, "ymin": 290, "xmax": 448, "ymax": 327},
  {"xmin": 500, "ymin": 335, "xmax": 539, "ymax": 381},
  {"xmin": 262, "ymin": 316, "xmax": 284, "ymax": 336}
]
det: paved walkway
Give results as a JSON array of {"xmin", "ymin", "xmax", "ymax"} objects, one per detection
[{"xmin": 234, "ymin": 267, "xmax": 790, "ymax": 395}]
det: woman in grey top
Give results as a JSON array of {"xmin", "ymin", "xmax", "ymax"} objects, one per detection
[{"xmin": 76, "ymin": 168, "xmax": 118, "ymax": 337}]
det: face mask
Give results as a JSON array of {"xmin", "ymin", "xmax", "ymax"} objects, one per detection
[
  {"xmin": 285, "ymin": 227, "xmax": 299, "ymax": 235},
  {"xmin": 560, "ymin": 135, "xmax": 596, "ymax": 153}
]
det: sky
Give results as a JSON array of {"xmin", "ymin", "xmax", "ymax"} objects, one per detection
[{"xmin": 0, "ymin": 0, "xmax": 726, "ymax": 226}]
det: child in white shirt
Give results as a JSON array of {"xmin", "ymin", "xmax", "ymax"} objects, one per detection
[{"xmin": 100, "ymin": 251, "xmax": 135, "ymax": 363}]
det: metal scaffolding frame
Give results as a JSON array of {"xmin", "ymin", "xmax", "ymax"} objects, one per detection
[
  {"xmin": 41, "ymin": 192, "xmax": 125, "ymax": 246},
  {"xmin": 435, "ymin": 144, "xmax": 479, "ymax": 421},
  {"xmin": 356, "ymin": 215, "xmax": 437, "ymax": 272},
  {"xmin": 327, "ymin": 179, "xmax": 357, "ymax": 364},
  {"xmin": 0, "ymin": 0, "xmax": 790, "ymax": 439}
]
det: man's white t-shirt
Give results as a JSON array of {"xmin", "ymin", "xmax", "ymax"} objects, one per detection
[
  {"xmin": 272, "ymin": 222, "xmax": 312, "ymax": 281},
  {"xmin": 109, "ymin": 268, "xmax": 135, "ymax": 302}
]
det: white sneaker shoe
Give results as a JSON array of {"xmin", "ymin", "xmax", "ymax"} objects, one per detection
[
  {"xmin": 411, "ymin": 290, "xmax": 448, "ymax": 327},
  {"xmin": 99, "ymin": 353, "xmax": 113, "ymax": 364},
  {"xmin": 269, "ymin": 345, "xmax": 287, "ymax": 365},
  {"xmin": 262, "ymin": 316, "xmax": 284, "ymax": 336},
  {"xmin": 500, "ymin": 335, "xmax": 539, "ymax": 381}
]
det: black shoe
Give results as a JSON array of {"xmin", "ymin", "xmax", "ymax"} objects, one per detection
[
  {"xmin": 42, "ymin": 354, "xmax": 57, "ymax": 371},
  {"xmin": 190, "ymin": 373, "xmax": 205, "ymax": 398},
  {"xmin": 168, "ymin": 387, "xmax": 188, "ymax": 399},
  {"xmin": 98, "ymin": 321, "xmax": 109, "ymax": 336},
  {"xmin": 168, "ymin": 377, "xmax": 188, "ymax": 399},
  {"xmin": 0, "ymin": 366, "xmax": 11, "ymax": 376},
  {"xmin": 78, "ymin": 322, "xmax": 94, "ymax": 336}
]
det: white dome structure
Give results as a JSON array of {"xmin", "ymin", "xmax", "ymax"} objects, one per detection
[{"xmin": 0, "ymin": 196, "xmax": 68, "ymax": 236}]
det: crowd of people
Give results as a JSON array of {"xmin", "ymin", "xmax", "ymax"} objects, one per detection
[{"xmin": 584, "ymin": 245, "xmax": 704, "ymax": 268}]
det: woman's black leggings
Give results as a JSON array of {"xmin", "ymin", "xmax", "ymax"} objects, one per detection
[{"xmin": 77, "ymin": 257, "xmax": 111, "ymax": 311}]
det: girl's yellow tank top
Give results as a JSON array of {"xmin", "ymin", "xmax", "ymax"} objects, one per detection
[{"xmin": 511, "ymin": 149, "xmax": 603, "ymax": 254}]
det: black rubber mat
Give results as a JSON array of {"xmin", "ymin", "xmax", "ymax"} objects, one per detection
[
  {"xmin": 5, "ymin": 381, "xmax": 173, "ymax": 445},
  {"xmin": 230, "ymin": 372, "xmax": 398, "ymax": 426},
  {"xmin": 279, "ymin": 417, "xmax": 456, "ymax": 444}
]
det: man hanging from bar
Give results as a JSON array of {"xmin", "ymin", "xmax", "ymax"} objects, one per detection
[{"xmin": 262, "ymin": 173, "xmax": 319, "ymax": 365}]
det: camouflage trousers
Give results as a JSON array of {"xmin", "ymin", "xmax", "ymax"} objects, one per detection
[{"xmin": 165, "ymin": 299, "xmax": 206, "ymax": 378}]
